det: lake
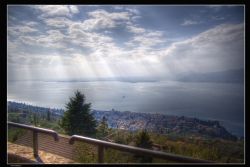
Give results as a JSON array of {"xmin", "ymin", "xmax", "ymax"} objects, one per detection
[{"xmin": 7, "ymin": 80, "xmax": 244, "ymax": 137}]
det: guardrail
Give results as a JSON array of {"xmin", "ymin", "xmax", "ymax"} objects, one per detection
[
  {"xmin": 69, "ymin": 135, "xmax": 213, "ymax": 163},
  {"xmin": 8, "ymin": 122, "xmax": 214, "ymax": 163},
  {"xmin": 8, "ymin": 122, "xmax": 59, "ymax": 157}
]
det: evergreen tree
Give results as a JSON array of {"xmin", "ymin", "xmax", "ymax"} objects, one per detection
[
  {"xmin": 135, "ymin": 129, "xmax": 153, "ymax": 163},
  {"xmin": 31, "ymin": 113, "xmax": 38, "ymax": 126},
  {"xmin": 47, "ymin": 109, "xmax": 51, "ymax": 121},
  {"xmin": 60, "ymin": 90, "xmax": 97, "ymax": 137},
  {"xmin": 97, "ymin": 116, "xmax": 109, "ymax": 139}
]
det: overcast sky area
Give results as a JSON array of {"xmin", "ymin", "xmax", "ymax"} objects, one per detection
[{"xmin": 7, "ymin": 5, "xmax": 244, "ymax": 81}]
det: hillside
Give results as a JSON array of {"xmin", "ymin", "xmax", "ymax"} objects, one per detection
[
  {"xmin": 7, "ymin": 101, "xmax": 238, "ymax": 141},
  {"xmin": 7, "ymin": 101, "xmax": 244, "ymax": 163}
]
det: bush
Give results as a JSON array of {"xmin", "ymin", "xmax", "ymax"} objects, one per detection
[
  {"xmin": 134, "ymin": 130, "xmax": 153, "ymax": 163},
  {"xmin": 73, "ymin": 142, "xmax": 97, "ymax": 163},
  {"xmin": 8, "ymin": 128, "xmax": 26, "ymax": 142}
]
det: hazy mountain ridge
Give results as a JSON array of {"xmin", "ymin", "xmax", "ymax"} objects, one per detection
[{"xmin": 7, "ymin": 101, "xmax": 64, "ymax": 117}]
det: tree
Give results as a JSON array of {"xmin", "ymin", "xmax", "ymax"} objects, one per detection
[
  {"xmin": 47, "ymin": 108, "xmax": 51, "ymax": 121},
  {"xmin": 96, "ymin": 116, "xmax": 109, "ymax": 139},
  {"xmin": 59, "ymin": 90, "xmax": 97, "ymax": 137},
  {"xmin": 135, "ymin": 129, "xmax": 153, "ymax": 163},
  {"xmin": 31, "ymin": 113, "xmax": 38, "ymax": 126},
  {"xmin": 8, "ymin": 112, "xmax": 20, "ymax": 123}
]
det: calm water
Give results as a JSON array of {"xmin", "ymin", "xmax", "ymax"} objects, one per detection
[{"xmin": 7, "ymin": 80, "xmax": 244, "ymax": 137}]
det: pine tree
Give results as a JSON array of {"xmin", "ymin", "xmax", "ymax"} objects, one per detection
[
  {"xmin": 135, "ymin": 129, "xmax": 153, "ymax": 163},
  {"xmin": 47, "ymin": 109, "xmax": 51, "ymax": 121},
  {"xmin": 60, "ymin": 90, "xmax": 97, "ymax": 137},
  {"xmin": 97, "ymin": 116, "xmax": 109, "ymax": 139},
  {"xmin": 31, "ymin": 113, "xmax": 38, "ymax": 126}
]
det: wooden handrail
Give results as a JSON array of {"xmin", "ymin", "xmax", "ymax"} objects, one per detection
[
  {"xmin": 8, "ymin": 122, "xmax": 214, "ymax": 163},
  {"xmin": 8, "ymin": 122, "xmax": 59, "ymax": 157},
  {"xmin": 69, "ymin": 135, "xmax": 214, "ymax": 163},
  {"xmin": 8, "ymin": 122, "xmax": 59, "ymax": 141}
]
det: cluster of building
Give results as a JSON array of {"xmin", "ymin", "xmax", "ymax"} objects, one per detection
[{"xmin": 91, "ymin": 109, "xmax": 237, "ymax": 140}]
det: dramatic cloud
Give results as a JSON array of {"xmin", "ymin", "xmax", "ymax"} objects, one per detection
[
  {"xmin": 125, "ymin": 7, "xmax": 140, "ymax": 15},
  {"xmin": 181, "ymin": 19, "xmax": 202, "ymax": 26},
  {"xmin": 126, "ymin": 25, "xmax": 146, "ymax": 34},
  {"xmin": 7, "ymin": 5, "xmax": 244, "ymax": 81},
  {"xmin": 69, "ymin": 5, "xmax": 79, "ymax": 14},
  {"xmin": 43, "ymin": 17, "xmax": 73, "ymax": 28},
  {"xmin": 32, "ymin": 5, "xmax": 79, "ymax": 17},
  {"xmin": 161, "ymin": 23, "xmax": 244, "ymax": 74},
  {"xmin": 125, "ymin": 31, "xmax": 165, "ymax": 48},
  {"xmin": 8, "ymin": 25, "xmax": 38, "ymax": 35},
  {"xmin": 81, "ymin": 9, "xmax": 131, "ymax": 31},
  {"xmin": 18, "ymin": 29, "xmax": 66, "ymax": 49}
]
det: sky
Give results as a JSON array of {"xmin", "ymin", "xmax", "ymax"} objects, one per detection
[{"xmin": 7, "ymin": 5, "xmax": 244, "ymax": 82}]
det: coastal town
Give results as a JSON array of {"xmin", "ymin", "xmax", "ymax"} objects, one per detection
[
  {"xmin": 91, "ymin": 109, "xmax": 237, "ymax": 141},
  {"xmin": 8, "ymin": 101, "xmax": 237, "ymax": 141}
]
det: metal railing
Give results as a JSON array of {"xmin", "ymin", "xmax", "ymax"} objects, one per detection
[
  {"xmin": 69, "ymin": 136, "xmax": 213, "ymax": 163},
  {"xmin": 8, "ymin": 122, "xmax": 214, "ymax": 163},
  {"xmin": 8, "ymin": 122, "xmax": 59, "ymax": 157}
]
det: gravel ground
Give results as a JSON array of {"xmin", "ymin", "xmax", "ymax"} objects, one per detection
[{"xmin": 7, "ymin": 142, "xmax": 76, "ymax": 164}]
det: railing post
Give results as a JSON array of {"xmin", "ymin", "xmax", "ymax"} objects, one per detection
[
  {"xmin": 98, "ymin": 145, "xmax": 104, "ymax": 163},
  {"xmin": 33, "ymin": 131, "xmax": 38, "ymax": 157}
]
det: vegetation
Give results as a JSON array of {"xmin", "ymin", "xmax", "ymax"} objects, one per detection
[
  {"xmin": 7, "ymin": 94, "xmax": 244, "ymax": 163},
  {"xmin": 31, "ymin": 113, "xmax": 38, "ymax": 126},
  {"xmin": 8, "ymin": 112, "xmax": 21, "ymax": 123},
  {"xmin": 8, "ymin": 107, "xmax": 244, "ymax": 163},
  {"xmin": 71, "ymin": 128, "xmax": 244, "ymax": 163},
  {"xmin": 135, "ymin": 130, "xmax": 153, "ymax": 149},
  {"xmin": 135, "ymin": 130, "xmax": 153, "ymax": 163},
  {"xmin": 73, "ymin": 142, "xmax": 97, "ymax": 163},
  {"xmin": 47, "ymin": 109, "xmax": 51, "ymax": 121},
  {"xmin": 8, "ymin": 127, "xmax": 27, "ymax": 143},
  {"xmin": 8, "ymin": 104, "xmax": 65, "ymax": 139},
  {"xmin": 59, "ymin": 90, "xmax": 97, "ymax": 137},
  {"xmin": 96, "ymin": 116, "xmax": 109, "ymax": 139}
]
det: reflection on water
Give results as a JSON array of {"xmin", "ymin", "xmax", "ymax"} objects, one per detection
[{"xmin": 7, "ymin": 80, "xmax": 244, "ymax": 136}]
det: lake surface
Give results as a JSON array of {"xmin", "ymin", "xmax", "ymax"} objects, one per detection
[{"xmin": 7, "ymin": 80, "xmax": 244, "ymax": 137}]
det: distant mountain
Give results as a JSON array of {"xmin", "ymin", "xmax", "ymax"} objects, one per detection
[
  {"xmin": 175, "ymin": 68, "xmax": 244, "ymax": 83},
  {"xmin": 7, "ymin": 101, "xmax": 238, "ymax": 141}
]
